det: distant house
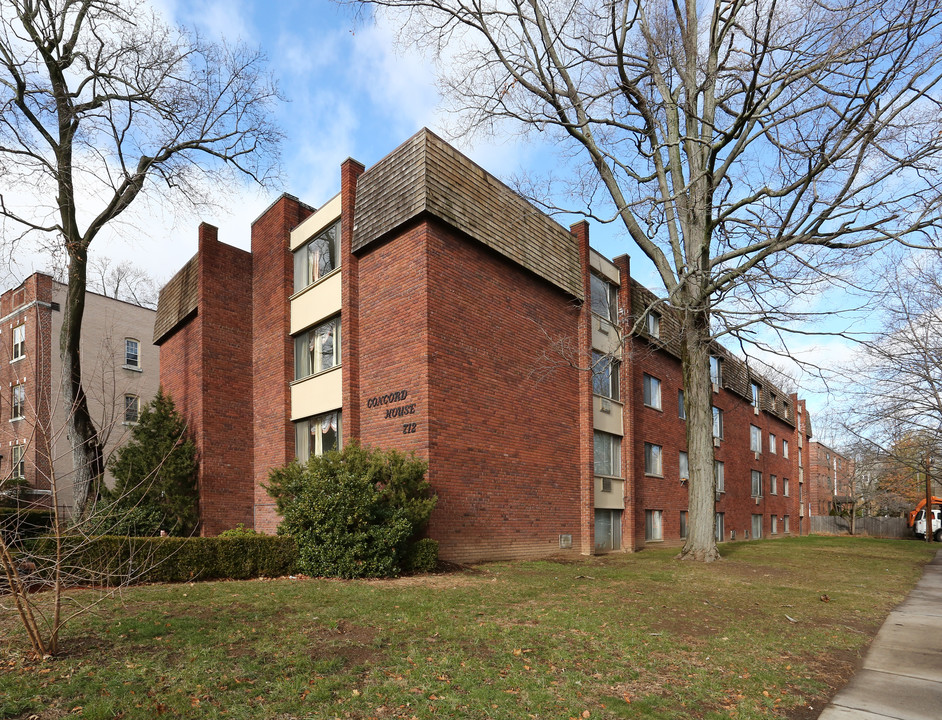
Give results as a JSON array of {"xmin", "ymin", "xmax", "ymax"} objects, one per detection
[
  {"xmin": 156, "ymin": 128, "xmax": 814, "ymax": 561},
  {"xmin": 0, "ymin": 273, "xmax": 159, "ymax": 512}
]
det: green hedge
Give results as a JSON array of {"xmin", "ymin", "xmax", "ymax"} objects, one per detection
[
  {"xmin": 21, "ymin": 535, "xmax": 298, "ymax": 585},
  {"xmin": 0, "ymin": 507, "xmax": 55, "ymax": 542}
]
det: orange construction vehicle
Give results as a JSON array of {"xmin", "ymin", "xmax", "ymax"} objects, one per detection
[{"xmin": 908, "ymin": 496, "xmax": 942, "ymax": 527}]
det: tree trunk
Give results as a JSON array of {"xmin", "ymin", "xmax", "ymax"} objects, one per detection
[
  {"xmin": 678, "ymin": 307, "xmax": 721, "ymax": 562},
  {"xmin": 62, "ymin": 251, "xmax": 104, "ymax": 514}
]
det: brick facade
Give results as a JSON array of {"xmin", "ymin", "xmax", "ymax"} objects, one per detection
[{"xmin": 156, "ymin": 129, "xmax": 817, "ymax": 560}]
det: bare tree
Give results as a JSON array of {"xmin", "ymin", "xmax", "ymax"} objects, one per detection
[
  {"xmin": 0, "ymin": 0, "xmax": 281, "ymax": 514},
  {"xmin": 87, "ymin": 256, "xmax": 159, "ymax": 308},
  {"xmin": 354, "ymin": 0, "xmax": 942, "ymax": 559}
]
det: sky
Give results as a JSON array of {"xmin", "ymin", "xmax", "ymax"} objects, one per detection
[{"xmin": 0, "ymin": 0, "xmax": 864, "ymax": 424}]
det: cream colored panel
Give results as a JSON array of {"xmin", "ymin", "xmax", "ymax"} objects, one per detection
[
  {"xmin": 594, "ymin": 478, "xmax": 625, "ymax": 509},
  {"xmin": 290, "ymin": 194, "xmax": 341, "ymax": 250},
  {"xmin": 589, "ymin": 250, "xmax": 620, "ymax": 284},
  {"xmin": 593, "ymin": 396, "xmax": 624, "ymax": 434},
  {"xmin": 290, "ymin": 271, "xmax": 341, "ymax": 334},
  {"xmin": 291, "ymin": 367, "xmax": 342, "ymax": 420},
  {"xmin": 591, "ymin": 316, "xmax": 622, "ymax": 354}
]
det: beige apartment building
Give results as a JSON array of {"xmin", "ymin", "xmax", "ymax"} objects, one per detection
[{"xmin": 0, "ymin": 273, "xmax": 159, "ymax": 512}]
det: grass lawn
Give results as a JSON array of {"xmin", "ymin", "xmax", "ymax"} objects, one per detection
[{"xmin": 1, "ymin": 535, "xmax": 936, "ymax": 720}]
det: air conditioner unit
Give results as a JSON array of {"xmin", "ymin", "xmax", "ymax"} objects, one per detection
[
  {"xmin": 715, "ymin": 492, "xmax": 722, "ymax": 502},
  {"xmin": 712, "ymin": 382, "xmax": 719, "ymax": 393},
  {"xmin": 600, "ymin": 398, "xmax": 611, "ymax": 413},
  {"xmin": 755, "ymin": 496, "xmax": 761, "ymax": 505},
  {"xmin": 754, "ymin": 451, "xmax": 760, "ymax": 460},
  {"xmin": 754, "ymin": 406, "xmax": 759, "ymax": 415},
  {"xmin": 713, "ymin": 437, "xmax": 721, "ymax": 447}
]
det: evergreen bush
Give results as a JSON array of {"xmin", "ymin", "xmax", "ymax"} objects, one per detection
[{"xmin": 264, "ymin": 443, "xmax": 436, "ymax": 578}]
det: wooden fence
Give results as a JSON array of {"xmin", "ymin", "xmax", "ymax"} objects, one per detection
[{"xmin": 808, "ymin": 515, "xmax": 910, "ymax": 538}]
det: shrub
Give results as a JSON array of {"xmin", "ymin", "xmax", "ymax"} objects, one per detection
[
  {"xmin": 103, "ymin": 389, "xmax": 199, "ymax": 536},
  {"xmin": 21, "ymin": 535, "xmax": 298, "ymax": 584},
  {"xmin": 219, "ymin": 523, "xmax": 261, "ymax": 537},
  {"xmin": 403, "ymin": 537, "xmax": 439, "ymax": 573},
  {"xmin": 0, "ymin": 507, "xmax": 54, "ymax": 543},
  {"xmin": 264, "ymin": 443, "xmax": 436, "ymax": 578}
]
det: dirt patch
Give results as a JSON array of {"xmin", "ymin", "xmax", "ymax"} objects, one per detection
[{"xmin": 306, "ymin": 620, "xmax": 379, "ymax": 667}]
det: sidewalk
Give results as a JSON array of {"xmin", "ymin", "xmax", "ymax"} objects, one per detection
[{"xmin": 817, "ymin": 549, "xmax": 942, "ymax": 720}]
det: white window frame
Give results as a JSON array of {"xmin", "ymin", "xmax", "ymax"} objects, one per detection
[
  {"xmin": 591, "ymin": 351, "xmax": 619, "ymax": 400},
  {"xmin": 783, "ymin": 515, "xmax": 790, "ymax": 533},
  {"xmin": 679, "ymin": 451, "xmax": 689, "ymax": 480},
  {"xmin": 714, "ymin": 460, "xmax": 725, "ymax": 493},
  {"xmin": 645, "ymin": 311, "xmax": 660, "ymax": 338},
  {"xmin": 11, "ymin": 443, "xmax": 24, "ymax": 479},
  {"xmin": 594, "ymin": 431, "xmax": 622, "ymax": 477},
  {"xmin": 590, "ymin": 274, "xmax": 617, "ymax": 323},
  {"xmin": 710, "ymin": 356, "xmax": 722, "ymax": 386},
  {"xmin": 12, "ymin": 324, "xmax": 25, "ymax": 361},
  {"xmin": 750, "ymin": 425, "xmax": 762, "ymax": 453},
  {"xmin": 678, "ymin": 389, "xmax": 685, "ymax": 420},
  {"xmin": 293, "ymin": 221, "xmax": 340, "ymax": 292},
  {"xmin": 771, "ymin": 515, "xmax": 778, "ymax": 534},
  {"xmin": 752, "ymin": 514, "xmax": 763, "ymax": 539},
  {"xmin": 645, "ymin": 509, "xmax": 663, "ymax": 541},
  {"xmin": 715, "ymin": 512, "xmax": 725, "ymax": 542},
  {"xmin": 783, "ymin": 439, "xmax": 789, "ymax": 459},
  {"xmin": 294, "ymin": 316, "xmax": 341, "ymax": 380},
  {"xmin": 769, "ymin": 434, "xmax": 777, "ymax": 454},
  {"xmin": 642, "ymin": 373, "xmax": 662, "ymax": 410},
  {"xmin": 750, "ymin": 381, "xmax": 760, "ymax": 407},
  {"xmin": 751, "ymin": 470, "xmax": 762, "ymax": 497},
  {"xmin": 124, "ymin": 338, "xmax": 140, "ymax": 369},
  {"xmin": 770, "ymin": 474, "xmax": 778, "ymax": 495},
  {"xmin": 783, "ymin": 477, "xmax": 790, "ymax": 497},
  {"xmin": 295, "ymin": 411, "xmax": 342, "ymax": 459},
  {"xmin": 644, "ymin": 442, "xmax": 663, "ymax": 476},
  {"xmin": 712, "ymin": 406, "xmax": 723, "ymax": 439},
  {"xmin": 11, "ymin": 383, "xmax": 25, "ymax": 420},
  {"xmin": 124, "ymin": 394, "xmax": 140, "ymax": 424}
]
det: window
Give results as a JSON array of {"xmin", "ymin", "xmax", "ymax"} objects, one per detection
[
  {"xmin": 714, "ymin": 460, "xmax": 725, "ymax": 493},
  {"xmin": 590, "ymin": 274, "xmax": 617, "ymax": 323},
  {"xmin": 750, "ymin": 381, "xmax": 760, "ymax": 407},
  {"xmin": 125, "ymin": 338, "xmax": 140, "ymax": 369},
  {"xmin": 644, "ymin": 442, "xmax": 662, "ymax": 476},
  {"xmin": 645, "ymin": 311, "xmax": 660, "ymax": 338},
  {"xmin": 769, "ymin": 434, "xmax": 777, "ymax": 454},
  {"xmin": 594, "ymin": 431, "xmax": 621, "ymax": 477},
  {"xmin": 783, "ymin": 477, "xmax": 790, "ymax": 497},
  {"xmin": 124, "ymin": 395, "xmax": 139, "ymax": 424},
  {"xmin": 295, "ymin": 411, "xmax": 342, "ymax": 459},
  {"xmin": 11, "ymin": 444, "xmax": 24, "ymax": 479},
  {"xmin": 783, "ymin": 515, "xmax": 790, "ymax": 533},
  {"xmin": 752, "ymin": 514, "xmax": 763, "ymax": 539},
  {"xmin": 294, "ymin": 316, "xmax": 341, "ymax": 380},
  {"xmin": 770, "ymin": 393, "xmax": 777, "ymax": 411},
  {"xmin": 712, "ymin": 406, "xmax": 723, "ymax": 439},
  {"xmin": 11, "ymin": 383, "xmax": 25, "ymax": 419},
  {"xmin": 750, "ymin": 425, "xmax": 761, "ymax": 453},
  {"xmin": 293, "ymin": 221, "xmax": 339, "ymax": 291},
  {"xmin": 642, "ymin": 374, "xmax": 661, "ymax": 409},
  {"xmin": 715, "ymin": 512, "xmax": 725, "ymax": 542},
  {"xmin": 710, "ymin": 356, "xmax": 722, "ymax": 386},
  {"xmin": 595, "ymin": 509, "xmax": 622, "ymax": 551},
  {"xmin": 12, "ymin": 324, "xmax": 25, "ymax": 361},
  {"xmin": 679, "ymin": 451, "xmax": 689, "ymax": 480},
  {"xmin": 771, "ymin": 515, "xmax": 778, "ymax": 534},
  {"xmin": 645, "ymin": 510, "xmax": 663, "ymax": 541},
  {"xmin": 678, "ymin": 390, "xmax": 685, "ymax": 419},
  {"xmin": 592, "ymin": 351, "xmax": 619, "ymax": 400},
  {"xmin": 798, "ymin": 447, "xmax": 802, "ymax": 467},
  {"xmin": 783, "ymin": 439, "xmax": 789, "ymax": 458},
  {"xmin": 680, "ymin": 511, "xmax": 688, "ymax": 539},
  {"xmin": 770, "ymin": 474, "xmax": 777, "ymax": 495},
  {"xmin": 751, "ymin": 470, "xmax": 762, "ymax": 497}
]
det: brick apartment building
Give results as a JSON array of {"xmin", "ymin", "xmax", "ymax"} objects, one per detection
[
  {"xmin": 0, "ymin": 273, "xmax": 159, "ymax": 511},
  {"xmin": 806, "ymin": 441, "xmax": 856, "ymax": 517},
  {"xmin": 155, "ymin": 129, "xmax": 814, "ymax": 562}
]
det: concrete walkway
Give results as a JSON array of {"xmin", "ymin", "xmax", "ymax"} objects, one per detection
[{"xmin": 818, "ymin": 550, "xmax": 942, "ymax": 720}]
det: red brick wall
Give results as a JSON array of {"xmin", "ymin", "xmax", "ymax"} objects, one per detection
[
  {"xmin": 197, "ymin": 225, "xmax": 255, "ymax": 535},
  {"xmin": 423, "ymin": 219, "xmax": 582, "ymax": 563},
  {"xmin": 628, "ymin": 323, "xmax": 802, "ymax": 548},
  {"xmin": 0, "ymin": 273, "xmax": 54, "ymax": 502},
  {"xmin": 251, "ymin": 196, "xmax": 312, "ymax": 533}
]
